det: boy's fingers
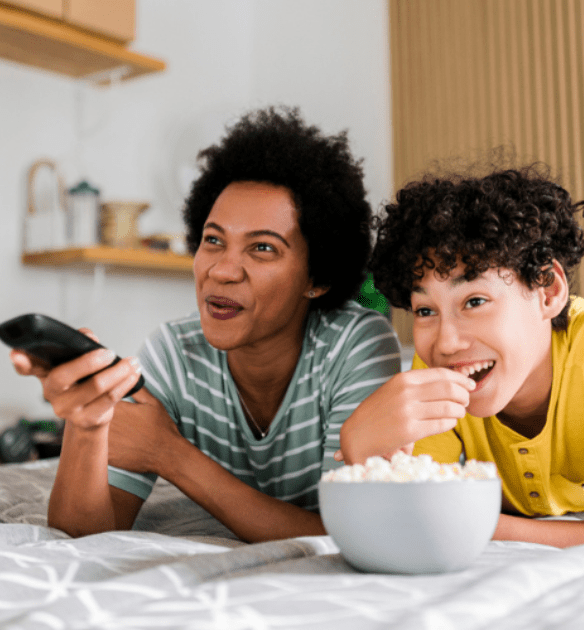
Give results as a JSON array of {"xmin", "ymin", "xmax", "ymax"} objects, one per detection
[{"xmin": 410, "ymin": 367, "xmax": 476, "ymax": 391}]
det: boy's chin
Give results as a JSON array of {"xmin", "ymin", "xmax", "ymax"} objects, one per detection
[{"xmin": 466, "ymin": 400, "xmax": 501, "ymax": 419}]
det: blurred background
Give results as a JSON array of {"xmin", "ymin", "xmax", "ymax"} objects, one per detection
[
  {"xmin": 0, "ymin": 0, "xmax": 392, "ymax": 428},
  {"xmin": 0, "ymin": 0, "xmax": 581, "ymax": 437}
]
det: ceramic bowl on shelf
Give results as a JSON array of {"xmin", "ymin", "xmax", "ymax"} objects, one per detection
[{"xmin": 319, "ymin": 474, "xmax": 501, "ymax": 574}]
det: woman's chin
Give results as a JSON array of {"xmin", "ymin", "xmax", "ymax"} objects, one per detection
[{"xmin": 200, "ymin": 325, "xmax": 240, "ymax": 352}]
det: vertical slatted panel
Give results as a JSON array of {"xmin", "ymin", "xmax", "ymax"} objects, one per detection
[{"xmin": 389, "ymin": 0, "xmax": 584, "ymax": 346}]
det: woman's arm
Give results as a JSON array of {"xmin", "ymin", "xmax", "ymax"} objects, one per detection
[
  {"xmin": 11, "ymin": 342, "xmax": 144, "ymax": 537},
  {"xmin": 48, "ymin": 421, "xmax": 144, "ymax": 536},
  {"xmin": 108, "ymin": 389, "xmax": 326, "ymax": 542}
]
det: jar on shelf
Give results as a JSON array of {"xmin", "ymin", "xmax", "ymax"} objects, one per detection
[{"xmin": 67, "ymin": 180, "xmax": 100, "ymax": 247}]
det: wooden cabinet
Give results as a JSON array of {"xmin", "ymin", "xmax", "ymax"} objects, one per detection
[
  {"xmin": 3, "ymin": 0, "xmax": 135, "ymax": 42},
  {"xmin": 64, "ymin": 0, "xmax": 135, "ymax": 43},
  {"xmin": 5, "ymin": 0, "xmax": 61, "ymax": 19},
  {"xmin": 0, "ymin": 2, "xmax": 164, "ymax": 85}
]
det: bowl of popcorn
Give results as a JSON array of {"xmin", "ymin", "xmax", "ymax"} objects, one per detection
[{"xmin": 319, "ymin": 452, "xmax": 501, "ymax": 574}]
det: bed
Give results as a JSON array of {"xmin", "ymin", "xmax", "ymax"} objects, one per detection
[{"xmin": 1, "ymin": 458, "xmax": 584, "ymax": 629}]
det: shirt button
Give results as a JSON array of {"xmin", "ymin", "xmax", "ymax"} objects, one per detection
[
  {"xmin": 524, "ymin": 472, "xmax": 534, "ymax": 479},
  {"xmin": 518, "ymin": 448, "xmax": 529, "ymax": 454},
  {"xmin": 529, "ymin": 491, "xmax": 540, "ymax": 498}
]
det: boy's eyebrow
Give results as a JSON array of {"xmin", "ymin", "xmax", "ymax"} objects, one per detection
[
  {"xmin": 412, "ymin": 274, "xmax": 469, "ymax": 294},
  {"xmin": 450, "ymin": 275, "xmax": 469, "ymax": 287},
  {"xmin": 203, "ymin": 222, "xmax": 290, "ymax": 248}
]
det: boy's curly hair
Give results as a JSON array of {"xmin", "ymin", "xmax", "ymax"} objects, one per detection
[
  {"xmin": 370, "ymin": 163, "xmax": 584, "ymax": 330},
  {"xmin": 183, "ymin": 106, "xmax": 372, "ymax": 311}
]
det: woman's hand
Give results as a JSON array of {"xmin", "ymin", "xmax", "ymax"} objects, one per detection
[
  {"xmin": 108, "ymin": 387, "xmax": 183, "ymax": 475},
  {"xmin": 338, "ymin": 368, "xmax": 476, "ymax": 465},
  {"xmin": 10, "ymin": 328, "xmax": 142, "ymax": 430}
]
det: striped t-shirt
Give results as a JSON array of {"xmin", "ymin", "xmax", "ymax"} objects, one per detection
[{"xmin": 108, "ymin": 301, "xmax": 401, "ymax": 511}]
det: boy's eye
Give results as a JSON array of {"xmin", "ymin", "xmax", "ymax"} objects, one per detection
[
  {"xmin": 465, "ymin": 297, "xmax": 486, "ymax": 309},
  {"xmin": 414, "ymin": 306, "xmax": 434, "ymax": 318}
]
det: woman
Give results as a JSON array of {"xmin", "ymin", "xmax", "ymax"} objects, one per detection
[{"xmin": 11, "ymin": 107, "xmax": 401, "ymax": 541}]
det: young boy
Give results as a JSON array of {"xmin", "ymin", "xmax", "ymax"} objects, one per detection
[{"xmin": 339, "ymin": 164, "xmax": 584, "ymax": 548}]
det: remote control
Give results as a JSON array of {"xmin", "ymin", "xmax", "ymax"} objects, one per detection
[{"xmin": 0, "ymin": 313, "xmax": 144, "ymax": 397}]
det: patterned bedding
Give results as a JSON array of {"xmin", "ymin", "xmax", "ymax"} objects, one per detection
[{"xmin": 1, "ymin": 458, "xmax": 584, "ymax": 629}]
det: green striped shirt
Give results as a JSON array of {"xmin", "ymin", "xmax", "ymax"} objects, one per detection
[{"xmin": 108, "ymin": 301, "xmax": 400, "ymax": 510}]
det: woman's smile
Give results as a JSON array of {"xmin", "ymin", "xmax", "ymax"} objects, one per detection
[
  {"xmin": 206, "ymin": 296, "xmax": 244, "ymax": 320},
  {"xmin": 193, "ymin": 181, "xmax": 322, "ymax": 353}
]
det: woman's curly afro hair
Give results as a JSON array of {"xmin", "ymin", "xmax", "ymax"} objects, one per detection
[
  {"xmin": 183, "ymin": 105, "xmax": 372, "ymax": 312},
  {"xmin": 370, "ymin": 163, "xmax": 584, "ymax": 330}
]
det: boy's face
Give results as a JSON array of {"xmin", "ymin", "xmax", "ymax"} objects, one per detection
[{"xmin": 411, "ymin": 261, "xmax": 554, "ymax": 423}]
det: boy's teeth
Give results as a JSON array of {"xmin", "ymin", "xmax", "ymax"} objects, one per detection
[{"xmin": 458, "ymin": 361, "xmax": 494, "ymax": 377}]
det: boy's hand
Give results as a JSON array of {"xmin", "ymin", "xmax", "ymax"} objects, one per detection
[
  {"xmin": 9, "ymin": 328, "xmax": 142, "ymax": 431},
  {"xmin": 338, "ymin": 368, "xmax": 475, "ymax": 465}
]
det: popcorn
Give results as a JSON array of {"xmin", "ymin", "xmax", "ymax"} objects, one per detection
[{"xmin": 321, "ymin": 451, "xmax": 498, "ymax": 483}]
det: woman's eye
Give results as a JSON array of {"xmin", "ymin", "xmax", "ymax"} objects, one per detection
[
  {"xmin": 465, "ymin": 297, "xmax": 486, "ymax": 309},
  {"xmin": 203, "ymin": 235, "xmax": 221, "ymax": 246},
  {"xmin": 414, "ymin": 306, "xmax": 434, "ymax": 318},
  {"xmin": 254, "ymin": 243, "xmax": 276, "ymax": 253}
]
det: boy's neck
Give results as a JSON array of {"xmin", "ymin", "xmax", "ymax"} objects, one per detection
[
  {"xmin": 496, "ymin": 410, "xmax": 548, "ymax": 439},
  {"xmin": 496, "ymin": 386, "xmax": 551, "ymax": 439},
  {"xmin": 495, "ymin": 347, "xmax": 553, "ymax": 439}
]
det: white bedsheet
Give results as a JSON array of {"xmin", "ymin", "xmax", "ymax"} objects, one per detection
[{"xmin": 1, "ymin": 459, "xmax": 583, "ymax": 629}]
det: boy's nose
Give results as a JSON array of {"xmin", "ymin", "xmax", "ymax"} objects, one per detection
[{"xmin": 435, "ymin": 317, "xmax": 470, "ymax": 356}]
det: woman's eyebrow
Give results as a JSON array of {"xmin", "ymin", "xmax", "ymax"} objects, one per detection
[
  {"xmin": 203, "ymin": 223, "xmax": 290, "ymax": 248},
  {"xmin": 248, "ymin": 230, "xmax": 290, "ymax": 248}
]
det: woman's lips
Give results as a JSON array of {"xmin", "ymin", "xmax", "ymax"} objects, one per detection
[{"xmin": 205, "ymin": 296, "xmax": 244, "ymax": 320}]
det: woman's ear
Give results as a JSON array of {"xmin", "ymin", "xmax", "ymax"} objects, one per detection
[
  {"xmin": 540, "ymin": 259, "xmax": 569, "ymax": 320},
  {"xmin": 304, "ymin": 285, "xmax": 330, "ymax": 299}
]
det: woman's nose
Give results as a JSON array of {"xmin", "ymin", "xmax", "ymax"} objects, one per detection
[{"xmin": 208, "ymin": 251, "xmax": 245, "ymax": 283}]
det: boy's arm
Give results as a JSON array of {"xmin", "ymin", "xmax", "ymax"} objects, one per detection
[
  {"xmin": 108, "ymin": 388, "xmax": 326, "ymax": 542},
  {"xmin": 494, "ymin": 514, "xmax": 584, "ymax": 548},
  {"xmin": 339, "ymin": 367, "xmax": 476, "ymax": 464}
]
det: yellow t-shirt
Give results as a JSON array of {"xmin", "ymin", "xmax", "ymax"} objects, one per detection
[{"xmin": 413, "ymin": 297, "xmax": 584, "ymax": 517}]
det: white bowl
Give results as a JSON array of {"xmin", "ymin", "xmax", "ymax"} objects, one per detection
[{"xmin": 319, "ymin": 478, "xmax": 501, "ymax": 574}]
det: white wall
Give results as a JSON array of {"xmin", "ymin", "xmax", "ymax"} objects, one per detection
[{"xmin": 0, "ymin": 0, "xmax": 392, "ymax": 426}]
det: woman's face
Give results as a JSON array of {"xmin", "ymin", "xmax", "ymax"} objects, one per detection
[{"xmin": 193, "ymin": 181, "xmax": 320, "ymax": 353}]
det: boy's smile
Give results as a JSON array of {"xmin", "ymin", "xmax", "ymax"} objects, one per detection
[{"xmin": 411, "ymin": 261, "xmax": 556, "ymax": 428}]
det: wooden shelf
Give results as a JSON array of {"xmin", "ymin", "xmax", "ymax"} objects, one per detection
[
  {"xmin": 0, "ymin": 4, "xmax": 166, "ymax": 85},
  {"xmin": 22, "ymin": 246, "xmax": 193, "ymax": 275}
]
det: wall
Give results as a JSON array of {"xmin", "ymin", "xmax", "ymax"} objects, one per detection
[
  {"xmin": 389, "ymin": 0, "xmax": 584, "ymax": 344},
  {"xmin": 0, "ymin": 0, "xmax": 392, "ymax": 427}
]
